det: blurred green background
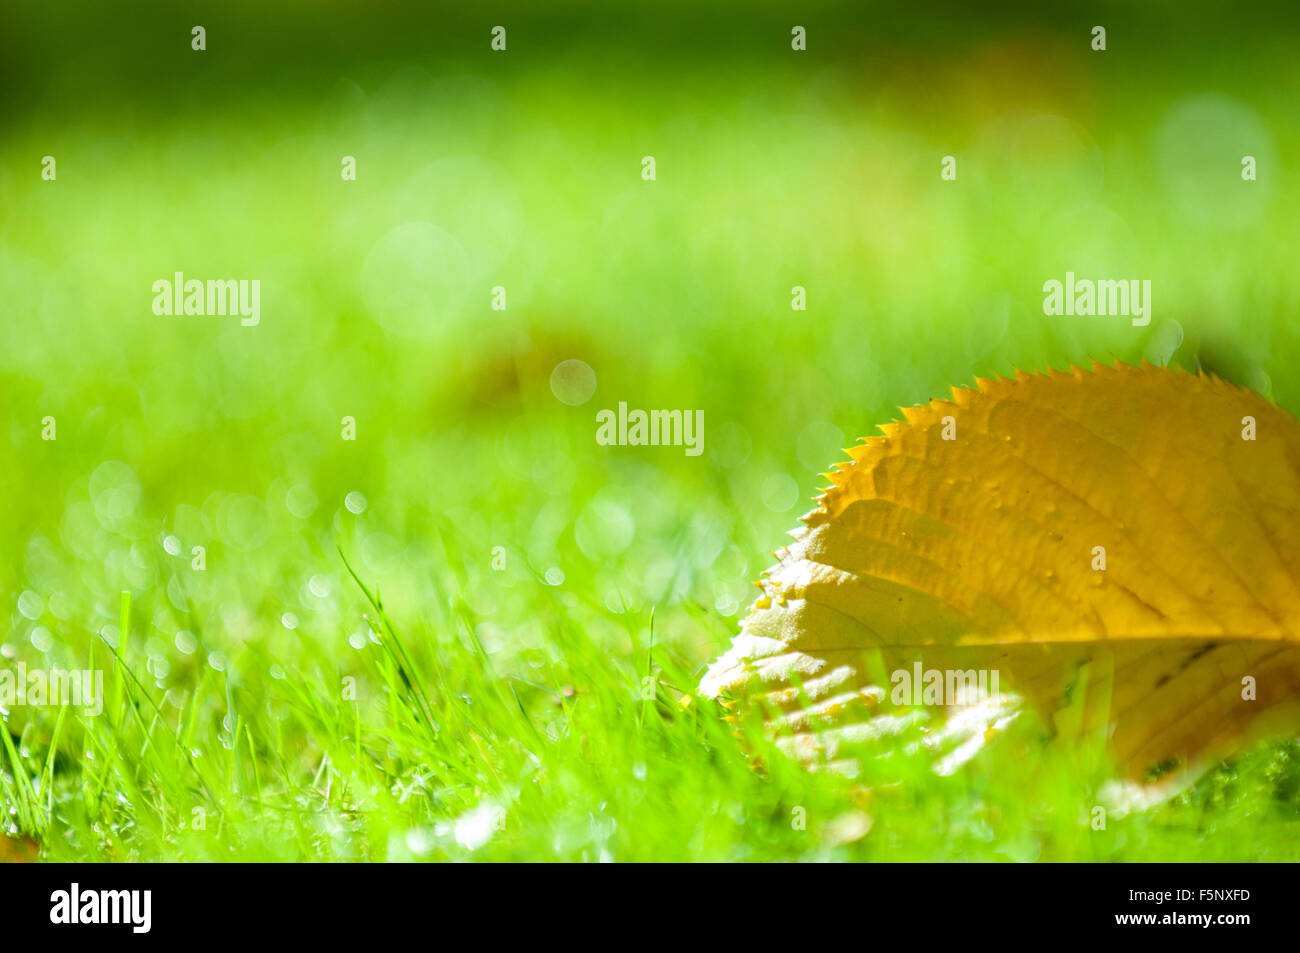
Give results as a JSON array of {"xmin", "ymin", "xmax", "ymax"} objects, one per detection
[{"xmin": 3, "ymin": 0, "xmax": 1300, "ymax": 859}]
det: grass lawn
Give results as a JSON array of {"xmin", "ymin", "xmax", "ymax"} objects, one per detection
[{"xmin": 3, "ymin": 2, "xmax": 1300, "ymax": 861}]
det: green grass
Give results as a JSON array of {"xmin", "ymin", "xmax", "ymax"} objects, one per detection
[
  {"xmin": 5, "ymin": 4, "xmax": 1300, "ymax": 860},
  {"xmin": 6, "ymin": 576, "xmax": 1300, "ymax": 861}
]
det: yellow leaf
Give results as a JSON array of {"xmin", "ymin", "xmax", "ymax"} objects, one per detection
[
  {"xmin": 702, "ymin": 361, "xmax": 1300, "ymax": 790},
  {"xmin": 0, "ymin": 834, "xmax": 39, "ymax": 863}
]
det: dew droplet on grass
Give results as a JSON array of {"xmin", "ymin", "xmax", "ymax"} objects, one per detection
[{"xmin": 550, "ymin": 359, "xmax": 597, "ymax": 406}]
